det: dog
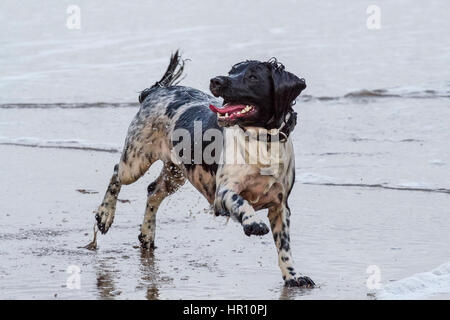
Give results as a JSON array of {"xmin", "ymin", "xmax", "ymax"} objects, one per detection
[{"xmin": 94, "ymin": 51, "xmax": 314, "ymax": 287}]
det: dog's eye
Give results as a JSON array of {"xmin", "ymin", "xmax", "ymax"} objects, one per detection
[{"xmin": 248, "ymin": 75, "xmax": 258, "ymax": 81}]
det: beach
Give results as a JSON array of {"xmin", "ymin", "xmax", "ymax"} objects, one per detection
[{"xmin": 0, "ymin": 0, "xmax": 449, "ymax": 299}]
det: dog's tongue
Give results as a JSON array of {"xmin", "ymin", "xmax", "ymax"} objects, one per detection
[{"xmin": 209, "ymin": 104, "xmax": 245, "ymax": 115}]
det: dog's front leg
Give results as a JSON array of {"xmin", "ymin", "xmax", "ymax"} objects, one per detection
[
  {"xmin": 268, "ymin": 205, "xmax": 315, "ymax": 287},
  {"xmin": 215, "ymin": 186, "xmax": 269, "ymax": 236}
]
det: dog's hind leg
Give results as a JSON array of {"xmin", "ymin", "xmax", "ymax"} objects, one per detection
[
  {"xmin": 268, "ymin": 204, "xmax": 315, "ymax": 288},
  {"xmin": 139, "ymin": 162, "xmax": 186, "ymax": 250},
  {"xmin": 96, "ymin": 133, "xmax": 157, "ymax": 234},
  {"xmin": 95, "ymin": 163, "xmax": 122, "ymax": 234},
  {"xmin": 96, "ymin": 158, "xmax": 154, "ymax": 234}
]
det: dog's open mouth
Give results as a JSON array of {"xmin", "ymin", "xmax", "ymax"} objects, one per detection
[{"xmin": 209, "ymin": 103, "xmax": 257, "ymax": 123}]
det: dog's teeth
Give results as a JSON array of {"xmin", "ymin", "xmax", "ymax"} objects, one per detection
[{"xmin": 225, "ymin": 113, "xmax": 229, "ymax": 117}]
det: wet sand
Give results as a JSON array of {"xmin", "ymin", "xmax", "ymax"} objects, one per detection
[
  {"xmin": 1, "ymin": 0, "xmax": 450, "ymax": 300},
  {"xmin": 0, "ymin": 98, "xmax": 449, "ymax": 299}
]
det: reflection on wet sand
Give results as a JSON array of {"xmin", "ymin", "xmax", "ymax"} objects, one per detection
[
  {"xmin": 139, "ymin": 250, "xmax": 160, "ymax": 300},
  {"xmin": 93, "ymin": 248, "xmax": 173, "ymax": 300},
  {"xmin": 279, "ymin": 286, "xmax": 314, "ymax": 300},
  {"xmin": 95, "ymin": 259, "xmax": 121, "ymax": 299}
]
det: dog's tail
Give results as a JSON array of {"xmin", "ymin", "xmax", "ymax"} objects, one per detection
[{"xmin": 139, "ymin": 50, "xmax": 186, "ymax": 103}]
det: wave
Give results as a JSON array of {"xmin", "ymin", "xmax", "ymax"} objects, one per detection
[
  {"xmin": 2, "ymin": 138, "xmax": 449, "ymax": 195},
  {"xmin": 0, "ymin": 137, "xmax": 120, "ymax": 153},
  {"xmin": 377, "ymin": 262, "xmax": 450, "ymax": 299},
  {"xmin": 297, "ymin": 173, "xmax": 450, "ymax": 194},
  {"xmin": 0, "ymin": 102, "xmax": 139, "ymax": 109},
  {"xmin": 301, "ymin": 86, "xmax": 450, "ymax": 102},
  {"xmin": 1, "ymin": 87, "xmax": 449, "ymax": 109},
  {"xmin": 301, "ymin": 182, "xmax": 450, "ymax": 194}
]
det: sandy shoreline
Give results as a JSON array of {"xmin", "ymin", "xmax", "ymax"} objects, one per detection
[
  {"xmin": 0, "ymin": 128, "xmax": 449, "ymax": 299},
  {"xmin": 1, "ymin": 95, "xmax": 450, "ymax": 299},
  {"xmin": 1, "ymin": 0, "xmax": 450, "ymax": 300}
]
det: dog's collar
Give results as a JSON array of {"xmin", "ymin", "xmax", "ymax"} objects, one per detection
[{"xmin": 239, "ymin": 111, "xmax": 297, "ymax": 143}]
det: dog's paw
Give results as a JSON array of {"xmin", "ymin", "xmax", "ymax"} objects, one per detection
[
  {"xmin": 284, "ymin": 276, "xmax": 315, "ymax": 288},
  {"xmin": 214, "ymin": 208, "xmax": 230, "ymax": 217},
  {"xmin": 138, "ymin": 233, "xmax": 155, "ymax": 250},
  {"xmin": 243, "ymin": 221, "xmax": 270, "ymax": 236},
  {"xmin": 95, "ymin": 206, "xmax": 114, "ymax": 234}
]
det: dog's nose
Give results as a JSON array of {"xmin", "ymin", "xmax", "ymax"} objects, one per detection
[
  {"xmin": 299, "ymin": 78, "xmax": 306, "ymax": 89},
  {"xmin": 210, "ymin": 76, "xmax": 225, "ymax": 87},
  {"xmin": 210, "ymin": 76, "xmax": 227, "ymax": 97}
]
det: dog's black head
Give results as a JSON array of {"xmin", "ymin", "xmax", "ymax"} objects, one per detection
[{"xmin": 209, "ymin": 59, "xmax": 306, "ymax": 129}]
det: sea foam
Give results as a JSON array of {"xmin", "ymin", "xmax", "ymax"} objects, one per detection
[{"xmin": 377, "ymin": 262, "xmax": 450, "ymax": 299}]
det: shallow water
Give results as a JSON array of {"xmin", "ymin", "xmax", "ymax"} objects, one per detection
[
  {"xmin": 1, "ymin": 97, "xmax": 449, "ymax": 299},
  {"xmin": 1, "ymin": 0, "xmax": 450, "ymax": 299},
  {"xmin": 1, "ymin": 0, "xmax": 450, "ymax": 103}
]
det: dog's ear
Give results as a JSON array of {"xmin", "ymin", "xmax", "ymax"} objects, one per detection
[{"xmin": 269, "ymin": 64, "xmax": 306, "ymax": 128}]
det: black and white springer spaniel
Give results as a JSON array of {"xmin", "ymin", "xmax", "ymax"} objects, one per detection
[{"xmin": 94, "ymin": 51, "xmax": 314, "ymax": 287}]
